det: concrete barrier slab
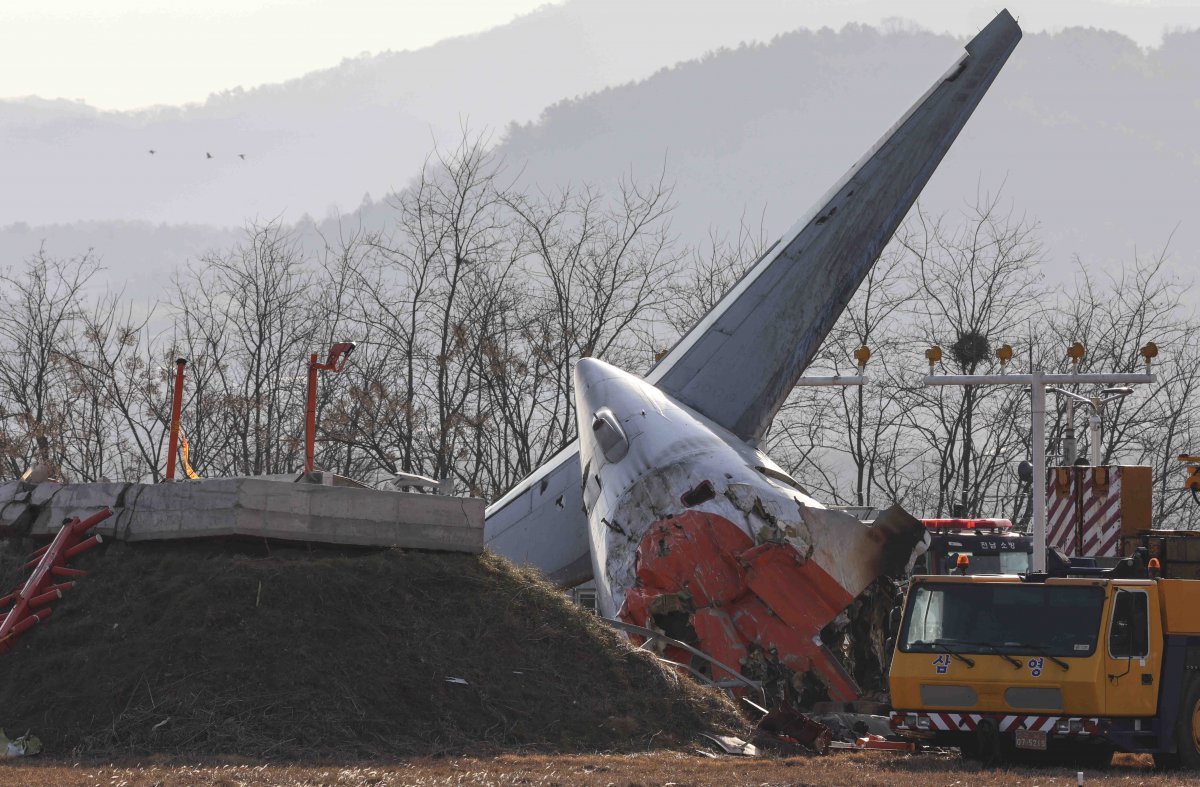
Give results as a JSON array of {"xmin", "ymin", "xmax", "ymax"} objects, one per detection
[{"xmin": 8, "ymin": 477, "xmax": 483, "ymax": 553}]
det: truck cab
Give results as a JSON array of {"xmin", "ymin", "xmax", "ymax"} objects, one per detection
[{"xmin": 889, "ymin": 570, "xmax": 1200, "ymax": 766}]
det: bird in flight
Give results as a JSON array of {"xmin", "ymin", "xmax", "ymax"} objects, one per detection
[
  {"xmin": 148, "ymin": 149, "xmax": 156, "ymax": 155},
  {"xmin": 238, "ymin": 153, "xmax": 246, "ymax": 160},
  {"xmin": 206, "ymin": 152, "xmax": 213, "ymax": 159}
]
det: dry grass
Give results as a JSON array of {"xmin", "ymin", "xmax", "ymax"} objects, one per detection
[{"xmin": 0, "ymin": 751, "xmax": 1186, "ymax": 787}]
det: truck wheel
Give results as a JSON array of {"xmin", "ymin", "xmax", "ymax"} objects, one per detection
[
  {"xmin": 1074, "ymin": 745, "xmax": 1113, "ymax": 770},
  {"xmin": 1154, "ymin": 751, "xmax": 1180, "ymax": 771},
  {"xmin": 1175, "ymin": 672, "xmax": 1200, "ymax": 769}
]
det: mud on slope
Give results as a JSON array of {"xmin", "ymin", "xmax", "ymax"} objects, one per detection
[{"xmin": 0, "ymin": 539, "xmax": 746, "ymax": 759}]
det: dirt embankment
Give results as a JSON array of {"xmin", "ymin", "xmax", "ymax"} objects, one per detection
[{"xmin": 0, "ymin": 539, "xmax": 746, "ymax": 759}]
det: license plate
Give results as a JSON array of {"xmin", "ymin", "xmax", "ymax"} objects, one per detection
[{"xmin": 1015, "ymin": 728, "xmax": 1047, "ymax": 751}]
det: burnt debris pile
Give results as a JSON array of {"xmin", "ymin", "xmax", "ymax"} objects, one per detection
[{"xmin": 0, "ymin": 541, "xmax": 745, "ymax": 759}]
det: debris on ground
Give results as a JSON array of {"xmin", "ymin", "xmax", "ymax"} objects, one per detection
[
  {"xmin": 0, "ymin": 729, "xmax": 41, "ymax": 757},
  {"xmin": 809, "ymin": 711, "xmax": 895, "ymax": 742},
  {"xmin": 698, "ymin": 733, "xmax": 759, "ymax": 756},
  {"xmin": 754, "ymin": 705, "xmax": 834, "ymax": 754}
]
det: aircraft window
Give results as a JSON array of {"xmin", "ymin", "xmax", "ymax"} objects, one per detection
[
  {"xmin": 754, "ymin": 466, "xmax": 809, "ymax": 495},
  {"xmin": 591, "ymin": 408, "xmax": 629, "ymax": 463}
]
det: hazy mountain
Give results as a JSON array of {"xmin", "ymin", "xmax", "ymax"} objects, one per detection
[
  {"xmin": 497, "ymin": 24, "xmax": 1200, "ymax": 276},
  {"xmin": 3, "ymin": 5, "xmax": 1200, "ymax": 295},
  {"xmin": 6, "ymin": 0, "xmax": 936, "ymax": 229}
]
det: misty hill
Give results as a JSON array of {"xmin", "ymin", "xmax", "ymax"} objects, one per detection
[
  {"xmin": 6, "ymin": 0, "xmax": 1200, "ymax": 229},
  {"xmin": 497, "ymin": 23, "xmax": 1200, "ymax": 276},
  {"xmin": 4, "ymin": 13, "xmax": 1200, "ymax": 294},
  {"xmin": 5, "ymin": 0, "xmax": 961, "ymax": 230}
]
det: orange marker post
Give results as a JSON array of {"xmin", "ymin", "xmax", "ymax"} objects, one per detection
[
  {"xmin": 304, "ymin": 343, "xmax": 356, "ymax": 474},
  {"xmin": 304, "ymin": 353, "xmax": 320, "ymax": 473},
  {"xmin": 165, "ymin": 358, "xmax": 187, "ymax": 481}
]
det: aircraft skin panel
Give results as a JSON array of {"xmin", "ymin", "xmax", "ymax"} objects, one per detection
[
  {"xmin": 484, "ymin": 10, "xmax": 1020, "ymax": 583},
  {"xmin": 484, "ymin": 445, "xmax": 594, "ymax": 587}
]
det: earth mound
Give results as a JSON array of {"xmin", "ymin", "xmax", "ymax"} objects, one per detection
[{"xmin": 0, "ymin": 539, "xmax": 746, "ymax": 759}]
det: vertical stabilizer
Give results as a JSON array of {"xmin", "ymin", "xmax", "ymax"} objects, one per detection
[{"xmin": 649, "ymin": 10, "xmax": 1022, "ymax": 441}]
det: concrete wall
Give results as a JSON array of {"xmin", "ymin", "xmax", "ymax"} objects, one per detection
[{"xmin": 0, "ymin": 477, "xmax": 483, "ymax": 553}]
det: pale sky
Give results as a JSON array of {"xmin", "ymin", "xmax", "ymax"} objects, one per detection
[
  {"xmin": 4, "ymin": 0, "xmax": 1200, "ymax": 111},
  {"xmin": 0, "ymin": 0, "xmax": 559, "ymax": 110}
]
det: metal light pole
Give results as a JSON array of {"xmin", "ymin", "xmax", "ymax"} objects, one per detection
[
  {"xmin": 1031, "ymin": 375, "xmax": 1047, "ymax": 570},
  {"xmin": 1062, "ymin": 396, "xmax": 1077, "ymax": 465},
  {"xmin": 793, "ymin": 345, "xmax": 872, "ymax": 507},
  {"xmin": 1045, "ymin": 385, "xmax": 1134, "ymax": 467},
  {"xmin": 924, "ymin": 342, "xmax": 1157, "ymax": 573}
]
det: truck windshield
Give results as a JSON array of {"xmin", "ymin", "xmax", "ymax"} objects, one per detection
[
  {"xmin": 938, "ymin": 551, "xmax": 1031, "ymax": 575},
  {"xmin": 900, "ymin": 582, "xmax": 1104, "ymax": 658}
]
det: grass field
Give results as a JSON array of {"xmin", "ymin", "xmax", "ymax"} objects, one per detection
[{"xmin": 0, "ymin": 750, "xmax": 1187, "ymax": 786}]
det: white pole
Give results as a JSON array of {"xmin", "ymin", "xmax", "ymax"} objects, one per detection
[
  {"xmin": 1063, "ymin": 398, "xmax": 1076, "ymax": 465},
  {"xmin": 792, "ymin": 375, "xmax": 868, "ymax": 387},
  {"xmin": 1089, "ymin": 408, "xmax": 1102, "ymax": 467},
  {"xmin": 1031, "ymin": 373, "xmax": 1048, "ymax": 573}
]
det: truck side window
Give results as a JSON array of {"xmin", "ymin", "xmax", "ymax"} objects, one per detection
[{"xmin": 1109, "ymin": 589, "xmax": 1149, "ymax": 659}]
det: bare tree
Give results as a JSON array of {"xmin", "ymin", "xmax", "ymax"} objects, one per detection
[
  {"xmin": 64, "ymin": 293, "xmax": 161, "ymax": 481},
  {"xmin": 1049, "ymin": 249, "xmax": 1200, "ymax": 528},
  {"xmin": 664, "ymin": 213, "xmax": 770, "ymax": 336},
  {"xmin": 897, "ymin": 195, "xmax": 1047, "ymax": 518},
  {"xmin": 7, "ymin": 137, "xmax": 1199, "ymax": 544},
  {"xmin": 500, "ymin": 168, "xmax": 684, "ymax": 488},
  {"xmin": 173, "ymin": 221, "xmax": 317, "ymax": 477},
  {"xmin": 0, "ymin": 249, "xmax": 98, "ymax": 480}
]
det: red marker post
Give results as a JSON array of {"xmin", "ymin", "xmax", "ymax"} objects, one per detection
[
  {"xmin": 304, "ymin": 343, "xmax": 356, "ymax": 474},
  {"xmin": 164, "ymin": 358, "xmax": 187, "ymax": 481}
]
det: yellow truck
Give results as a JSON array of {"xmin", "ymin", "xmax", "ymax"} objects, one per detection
[{"xmin": 887, "ymin": 562, "xmax": 1200, "ymax": 767}]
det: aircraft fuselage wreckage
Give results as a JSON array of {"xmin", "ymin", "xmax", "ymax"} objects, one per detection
[
  {"xmin": 487, "ymin": 11, "xmax": 1022, "ymax": 699},
  {"xmin": 574, "ymin": 357, "xmax": 928, "ymax": 700}
]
